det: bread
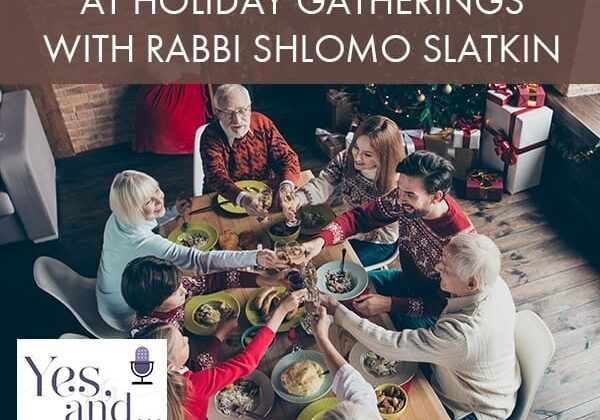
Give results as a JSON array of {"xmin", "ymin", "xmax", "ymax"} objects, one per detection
[{"xmin": 219, "ymin": 230, "xmax": 240, "ymax": 251}]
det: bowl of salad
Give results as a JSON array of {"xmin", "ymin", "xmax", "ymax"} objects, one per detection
[{"xmin": 316, "ymin": 260, "xmax": 368, "ymax": 301}]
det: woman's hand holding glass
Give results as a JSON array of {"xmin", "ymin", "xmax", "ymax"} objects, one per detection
[{"xmin": 279, "ymin": 184, "xmax": 300, "ymax": 227}]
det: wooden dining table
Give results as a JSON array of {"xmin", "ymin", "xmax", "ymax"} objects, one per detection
[{"xmin": 160, "ymin": 171, "xmax": 449, "ymax": 419}]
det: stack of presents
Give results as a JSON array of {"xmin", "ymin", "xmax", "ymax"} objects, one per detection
[{"xmin": 315, "ymin": 84, "xmax": 553, "ymax": 202}]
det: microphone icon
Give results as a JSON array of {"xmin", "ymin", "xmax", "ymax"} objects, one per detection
[{"xmin": 130, "ymin": 346, "xmax": 154, "ymax": 385}]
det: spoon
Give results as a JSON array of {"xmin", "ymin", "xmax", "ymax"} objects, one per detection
[{"xmin": 339, "ymin": 248, "xmax": 347, "ymax": 277}]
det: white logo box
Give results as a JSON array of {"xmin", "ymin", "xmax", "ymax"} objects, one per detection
[{"xmin": 17, "ymin": 339, "xmax": 167, "ymax": 420}]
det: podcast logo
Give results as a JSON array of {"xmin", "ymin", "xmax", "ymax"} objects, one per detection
[
  {"xmin": 130, "ymin": 346, "xmax": 153, "ymax": 385},
  {"xmin": 17, "ymin": 339, "xmax": 167, "ymax": 420}
]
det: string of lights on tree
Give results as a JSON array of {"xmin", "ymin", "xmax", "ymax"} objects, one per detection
[{"xmin": 358, "ymin": 84, "xmax": 488, "ymax": 129}]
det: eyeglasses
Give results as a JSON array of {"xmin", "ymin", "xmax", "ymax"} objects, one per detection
[{"xmin": 216, "ymin": 103, "xmax": 251, "ymax": 120}]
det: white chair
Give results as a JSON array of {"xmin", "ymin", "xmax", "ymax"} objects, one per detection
[
  {"xmin": 509, "ymin": 310, "xmax": 556, "ymax": 420},
  {"xmin": 59, "ymin": 333, "xmax": 90, "ymax": 339},
  {"xmin": 33, "ymin": 256, "xmax": 129, "ymax": 339},
  {"xmin": 364, "ymin": 244, "xmax": 400, "ymax": 272},
  {"xmin": 193, "ymin": 123, "xmax": 210, "ymax": 196}
]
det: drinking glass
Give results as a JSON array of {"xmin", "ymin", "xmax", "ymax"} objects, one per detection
[
  {"xmin": 286, "ymin": 240, "xmax": 305, "ymax": 266},
  {"xmin": 273, "ymin": 240, "xmax": 290, "ymax": 264},
  {"xmin": 279, "ymin": 186, "xmax": 300, "ymax": 227},
  {"xmin": 257, "ymin": 186, "xmax": 272, "ymax": 223}
]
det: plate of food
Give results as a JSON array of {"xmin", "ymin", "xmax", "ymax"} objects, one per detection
[
  {"xmin": 183, "ymin": 292, "xmax": 240, "ymax": 335},
  {"xmin": 218, "ymin": 229, "xmax": 263, "ymax": 251},
  {"xmin": 299, "ymin": 204, "xmax": 336, "ymax": 236},
  {"xmin": 245, "ymin": 286, "xmax": 305, "ymax": 332},
  {"xmin": 217, "ymin": 180, "xmax": 268, "ymax": 215},
  {"xmin": 348, "ymin": 341, "xmax": 417, "ymax": 387},
  {"xmin": 296, "ymin": 396, "xmax": 338, "ymax": 420},
  {"xmin": 168, "ymin": 221, "xmax": 219, "ymax": 251},
  {"xmin": 271, "ymin": 350, "xmax": 333, "ymax": 404},
  {"xmin": 207, "ymin": 370, "xmax": 274, "ymax": 420},
  {"xmin": 316, "ymin": 261, "xmax": 369, "ymax": 301}
]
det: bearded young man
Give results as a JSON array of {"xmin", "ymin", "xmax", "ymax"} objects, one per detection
[{"xmin": 303, "ymin": 150, "xmax": 475, "ymax": 329}]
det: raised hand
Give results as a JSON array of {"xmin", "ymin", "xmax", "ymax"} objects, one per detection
[
  {"xmin": 257, "ymin": 249, "xmax": 291, "ymax": 270},
  {"xmin": 302, "ymin": 237, "xmax": 326, "ymax": 261},
  {"xmin": 353, "ymin": 293, "xmax": 392, "ymax": 317}
]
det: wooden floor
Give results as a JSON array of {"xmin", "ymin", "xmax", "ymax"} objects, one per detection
[{"xmin": 5, "ymin": 90, "xmax": 600, "ymax": 419}]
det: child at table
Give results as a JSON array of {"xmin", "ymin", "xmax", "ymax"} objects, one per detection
[
  {"xmin": 122, "ymin": 255, "xmax": 289, "ymax": 369},
  {"xmin": 134, "ymin": 289, "xmax": 305, "ymax": 420}
]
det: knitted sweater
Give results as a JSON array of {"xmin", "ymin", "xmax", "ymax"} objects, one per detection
[
  {"xmin": 182, "ymin": 327, "xmax": 275, "ymax": 420},
  {"xmin": 297, "ymin": 149, "xmax": 398, "ymax": 245},
  {"xmin": 319, "ymin": 188, "xmax": 474, "ymax": 318},
  {"xmin": 200, "ymin": 112, "xmax": 301, "ymax": 203},
  {"xmin": 335, "ymin": 279, "xmax": 521, "ymax": 420},
  {"xmin": 96, "ymin": 213, "xmax": 258, "ymax": 331}
]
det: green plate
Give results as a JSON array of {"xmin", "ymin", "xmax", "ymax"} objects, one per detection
[
  {"xmin": 297, "ymin": 397, "xmax": 338, "ymax": 420},
  {"xmin": 184, "ymin": 292, "xmax": 240, "ymax": 335},
  {"xmin": 168, "ymin": 222, "xmax": 218, "ymax": 251},
  {"xmin": 217, "ymin": 180, "xmax": 268, "ymax": 215},
  {"xmin": 299, "ymin": 204, "xmax": 336, "ymax": 236},
  {"xmin": 245, "ymin": 286, "xmax": 306, "ymax": 332}
]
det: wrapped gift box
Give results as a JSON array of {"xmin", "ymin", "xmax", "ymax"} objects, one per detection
[
  {"xmin": 344, "ymin": 119, "xmax": 359, "ymax": 148},
  {"xmin": 315, "ymin": 127, "xmax": 346, "ymax": 159},
  {"xmin": 402, "ymin": 129, "xmax": 425, "ymax": 155},
  {"xmin": 512, "ymin": 84, "xmax": 545, "ymax": 108},
  {"xmin": 465, "ymin": 169, "xmax": 503, "ymax": 201},
  {"xmin": 454, "ymin": 148, "xmax": 480, "ymax": 180},
  {"xmin": 424, "ymin": 127, "xmax": 452, "ymax": 159},
  {"xmin": 453, "ymin": 119, "xmax": 481, "ymax": 149},
  {"xmin": 481, "ymin": 94, "xmax": 553, "ymax": 193},
  {"xmin": 327, "ymin": 89, "xmax": 355, "ymax": 132},
  {"xmin": 486, "ymin": 84, "xmax": 513, "ymax": 106}
]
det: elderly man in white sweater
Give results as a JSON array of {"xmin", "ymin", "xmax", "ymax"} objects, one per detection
[{"xmin": 321, "ymin": 233, "xmax": 521, "ymax": 420}]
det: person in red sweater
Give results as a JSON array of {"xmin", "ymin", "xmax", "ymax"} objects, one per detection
[
  {"xmin": 122, "ymin": 256, "xmax": 289, "ymax": 369},
  {"xmin": 303, "ymin": 151, "xmax": 475, "ymax": 329},
  {"xmin": 200, "ymin": 84, "xmax": 301, "ymax": 217},
  {"xmin": 134, "ymin": 289, "xmax": 306, "ymax": 420}
]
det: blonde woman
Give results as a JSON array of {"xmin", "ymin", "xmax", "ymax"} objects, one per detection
[
  {"xmin": 97, "ymin": 170, "xmax": 289, "ymax": 331},
  {"xmin": 286, "ymin": 115, "xmax": 405, "ymax": 266}
]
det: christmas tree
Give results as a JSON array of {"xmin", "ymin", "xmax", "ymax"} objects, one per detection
[{"xmin": 355, "ymin": 84, "xmax": 487, "ymax": 130}]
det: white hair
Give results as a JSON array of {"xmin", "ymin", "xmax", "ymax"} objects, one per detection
[
  {"xmin": 109, "ymin": 170, "xmax": 158, "ymax": 226},
  {"xmin": 214, "ymin": 84, "xmax": 251, "ymax": 108},
  {"xmin": 447, "ymin": 233, "xmax": 501, "ymax": 291},
  {"xmin": 320, "ymin": 401, "xmax": 379, "ymax": 420}
]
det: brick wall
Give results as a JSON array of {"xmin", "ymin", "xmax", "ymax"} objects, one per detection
[{"xmin": 52, "ymin": 84, "xmax": 137, "ymax": 153}]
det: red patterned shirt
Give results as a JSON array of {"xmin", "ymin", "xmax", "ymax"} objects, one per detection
[
  {"xmin": 319, "ymin": 189, "xmax": 475, "ymax": 318},
  {"xmin": 200, "ymin": 112, "xmax": 301, "ymax": 202},
  {"xmin": 131, "ymin": 271, "xmax": 259, "ymax": 371}
]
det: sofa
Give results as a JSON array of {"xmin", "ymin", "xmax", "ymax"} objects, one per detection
[{"xmin": 0, "ymin": 90, "xmax": 58, "ymax": 245}]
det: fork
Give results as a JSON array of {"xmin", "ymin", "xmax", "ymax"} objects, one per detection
[
  {"xmin": 181, "ymin": 208, "xmax": 190, "ymax": 232},
  {"xmin": 232, "ymin": 404, "xmax": 266, "ymax": 420}
]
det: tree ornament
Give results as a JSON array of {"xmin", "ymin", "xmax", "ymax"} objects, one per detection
[
  {"xmin": 416, "ymin": 93, "xmax": 426, "ymax": 103},
  {"xmin": 442, "ymin": 84, "xmax": 453, "ymax": 94}
]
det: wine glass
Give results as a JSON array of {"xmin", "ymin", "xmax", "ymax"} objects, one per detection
[
  {"xmin": 257, "ymin": 186, "xmax": 272, "ymax": 223},
  {"xmin": 273, "ymin": 240, "xmax": 290, "ymax": 264},
  {"xmin": 301, "ymin": 261, "xmax": 320, "ymax": 325},
  {"xmin": 279, "ymin": 186, "xmax": 300, "ymax": 227},
  {"xmin": 286, "ymin": 241, "xmax": 305, "ymax": 266}
]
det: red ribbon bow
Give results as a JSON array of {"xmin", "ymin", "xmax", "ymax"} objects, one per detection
[
  {"xmin": 492, "ymin": 131, "xmax": 518, "ymax": 165},
  {"xmin": 487, "ymin": 83, "xmax": 510, "ymax": 95},
  {"xmin": 456, "ymin": 118, "xmax": 481, "ymax": 148}
]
